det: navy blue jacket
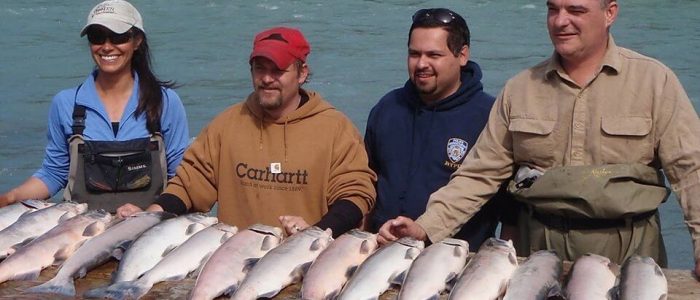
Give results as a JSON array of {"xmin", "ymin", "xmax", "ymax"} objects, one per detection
[{"xmin": 365, "ymin": 61, "xmax": 512, "ymax": 251}]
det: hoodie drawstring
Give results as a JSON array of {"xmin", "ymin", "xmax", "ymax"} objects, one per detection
[{"xmin": 284, "ymin": 117, "xmax": 289, "ymax": 162}]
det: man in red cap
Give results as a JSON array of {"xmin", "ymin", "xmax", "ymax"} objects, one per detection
[{"xmin": 117, "ymin": 27, "xmax": 376, "ymax": 238}]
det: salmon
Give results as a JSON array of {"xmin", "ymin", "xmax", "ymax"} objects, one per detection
[
  {"xmin": 448, "ymin": 238, "xmax": 518, "ymax": 300},
  {"xmin": 398, "ymin": 238, "xmax": 469, "ymax": 300}
]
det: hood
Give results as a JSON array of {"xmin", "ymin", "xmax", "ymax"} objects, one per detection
[
  {"xmin": 405, "ymin": 60, "xmax": 485, "ymax": 111},
  {"xmin": 244, "ymin": 88, "xmax": 334, "ymax": 124}
]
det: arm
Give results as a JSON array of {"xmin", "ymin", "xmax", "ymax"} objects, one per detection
[
  {"xmin": 160, "ymin": 89, "xmax": 190, "ymax": 178},
  {"xmin": 154, "ymin": 122, "xmax": 220, "ymax": 214},
  {"xmin": 324, "ymin": 117, "xmax": 377, "ymax": 233},
  {"xmin": 415, "ymin": 89, "xmax": 516, "ymax": 242},
  {"xmin": 0, "ymin": 177, "xmax": 51, "ymax": 207},
  {"xmin": 654, "ymin": 70, "xmax": 700, "ymax": 276}
]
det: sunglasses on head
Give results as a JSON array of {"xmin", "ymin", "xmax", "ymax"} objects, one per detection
[
  {"xmin": 86, "ymin": 27, "xmax": 134, "ymax": 45},
  {"xmin": 412, "ymin": 8, "xmax": 467, "ymax": 28}
]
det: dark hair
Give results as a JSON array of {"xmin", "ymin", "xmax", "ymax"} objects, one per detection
[
  {"xmin": 409, "ymin": 8, "xmax": 470, "ymax": 56},
  {"xmin": 131, "ymin": 29, "xmax": 176, "ymax": 133},
  {"xmin": 294, "ymin": 59, "xmax": 311, "ymax": 84}
]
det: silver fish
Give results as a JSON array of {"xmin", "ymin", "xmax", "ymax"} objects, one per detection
[
  {"xmin": 0, "ymin": 201, "xmax": 87, "ymax": 259},
  {"xmin": 97, "ymin": 223, "xmax": 238, "ymax": 300},
  {"xmin": 398, "ymin": 238, "xmax": 469, "ymax": 300},
  {"xmin": 564, "ymin": 253, "xmax": 619, "ymax": 300},
  {"xmin": 618, "ymin": 255, "xmax": 667, "ymax": 300},
  {"xmin": 503, "ymin": 250, "xmax": 563, "ymax": 300},
  {"xmin": 302, "ymin": 229, "xmax": 378, "ymax": 300},
  {"xmin": 84, "ymin": 212, "xmax": 218, "ymax": 298},
  {"xmin": 338, "ymin": 237, "xmax": 424, "ymax": 300},
  {"xmin": 26, "ymin": 211, "xmax": 173, "ymax": 296},
  {"xmin": 0, "ymin": 200, "xmax": 54, "ymax": 231},
  {"xmin": 448, "ymin": 238, "xmax": 518, "ymax": 300},
  {"xmin": 231, "ymin": 226, "xmax": 333, "ymax": 300},
  {"xmin": 0, "ymin": 210, "xmax": 112, "ymax": 284},
  {"xmin": 189, "ymin": 224, "xmax": 283, "ymax": 300}
]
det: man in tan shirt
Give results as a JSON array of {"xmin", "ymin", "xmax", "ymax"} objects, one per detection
[{"xmin": 378, "ymin": 0, "xmax": 700, "ymax": 276}]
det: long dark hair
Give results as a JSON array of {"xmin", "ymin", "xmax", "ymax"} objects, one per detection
[{"xmin": 131, "ymin": 29, "xmax": 176, "ymax": 133}]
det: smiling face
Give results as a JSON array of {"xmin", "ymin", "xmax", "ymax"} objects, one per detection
[
  {"xmin": 251, "ymin": 57, "xmax": 308, "ymax": 119},
  {"xmin": 87, "ymin": 25, "xmax": 142, "ymax": 78},
  {"xmin": 546, "ymin": 0, "xmax": 617, "ymax": 64},
  {"xmin": 407, "ymin": 27, "xmax": 468, "ymax": 104}
]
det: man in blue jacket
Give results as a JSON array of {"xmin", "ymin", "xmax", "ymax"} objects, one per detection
[{"xmin": 365, "ymin": 8, "xmax": 515, "ymax": 250}]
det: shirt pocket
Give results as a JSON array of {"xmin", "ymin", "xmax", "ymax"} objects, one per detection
[
  {"xmin": 600, "ymin": 116, "xmax": 654, "ymax": 163},
  {"xmin": 509, "ymin": 118, "xmax": 556, "ymax": 164}
]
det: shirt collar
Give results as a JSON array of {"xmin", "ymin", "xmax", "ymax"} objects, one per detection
[{"xmin": 544, "ymin": 34, "xmax": 622, "ymax": 80}]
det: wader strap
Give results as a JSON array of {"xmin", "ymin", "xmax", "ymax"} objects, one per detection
[
  {"xmin": 531, "ymin": 209, "xmax": 657, "ymax": 231},
  {"xmin": 72, "ymin": 84, "xmax": 86, "ymax": 136}
]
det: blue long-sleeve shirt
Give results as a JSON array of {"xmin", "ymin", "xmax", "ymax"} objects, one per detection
[
  {"xmin": 365, "ymin": 61, "xmax": 513, "ymax": 250},
  {"xmin": 33, "ymin": 71, "xmax": 189, "ymax": 196}
]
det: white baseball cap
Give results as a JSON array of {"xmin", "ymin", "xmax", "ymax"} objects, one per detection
[{"xmin": 80, "ymin": 0, "xmax": 144, "ymax": 36}]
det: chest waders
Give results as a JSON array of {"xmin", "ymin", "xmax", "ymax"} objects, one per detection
[
  {"xmin": 508, "ymin": 164, "xmax": 670, "ymax": 266},
  {"xmin": 63, "ymin": 87, "xmax": 167, "ymax": 213}
]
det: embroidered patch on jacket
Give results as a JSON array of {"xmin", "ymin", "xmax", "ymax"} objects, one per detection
[{"xmin": 447, "ymin": 138, "xmax": 469, "ymax": 164}]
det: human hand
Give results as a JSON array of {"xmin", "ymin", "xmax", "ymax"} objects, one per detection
[
  {"xmin": 0, "ymin": 193, "xmax": 11, "ymax": 208},
  {"xmin": 278, "ymin": 215, "xmax": 310, "ymax": 236},
  {"xmin": 377, "ymin": 216, "xmax": 427, "ymax": 246},
  {"xmin": 115, "ymin": 203, "xmax": 144, "ymax": 218}
]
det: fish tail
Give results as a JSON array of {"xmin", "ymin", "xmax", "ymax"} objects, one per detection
[
  {"xmin": 25, "ymin": 276, "xmax": 76, "ymax": 296},
  {"xmin": 84, "ymin": 280, "xmax": 152, "ymax": 300}
]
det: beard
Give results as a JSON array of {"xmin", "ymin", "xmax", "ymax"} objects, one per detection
[{"xmin": 256, "ymin": 89, "xmax": 283, "ymax": 110}]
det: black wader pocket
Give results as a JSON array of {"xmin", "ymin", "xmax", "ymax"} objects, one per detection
[{"xmin": 81, "ymin": 138, "xmax": 154, "ymax": 193}]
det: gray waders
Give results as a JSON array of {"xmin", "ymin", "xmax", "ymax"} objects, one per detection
[
  {"xmin": 63, "ymin": 101, "xmax": 167, "ymax": 213},
  {"xmin": 508, "ymin": 164, "xmax": 670, "ymax": 266}
]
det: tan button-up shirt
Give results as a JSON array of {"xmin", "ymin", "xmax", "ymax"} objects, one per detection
[{"xmin": 417, "ymin": 36, "xmax": 700, "ymax": 260}]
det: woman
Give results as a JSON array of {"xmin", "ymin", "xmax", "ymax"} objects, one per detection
[{"xmin": 0, "ymin": 0, "xmax": 189, "ymax": 212}]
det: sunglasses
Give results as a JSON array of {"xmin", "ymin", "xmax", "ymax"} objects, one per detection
[
  {"xmin": 86, "ymin": 28, "xmax": 134, "ymax": 45},
  {"xmin": 412, "ymin": 8, "xmax": 467, "ymax": 28}
]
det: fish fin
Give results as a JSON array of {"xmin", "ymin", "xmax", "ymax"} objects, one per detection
[
  {"xmin": 310, "ymin": 238, "xmax": 324, "ymax": 251},
  {"xmin": 291, "ymin": 262, "xmax": 312, "ymax": 282},
  {"xmin": 261, "ymin": 235, "xmax": 275, "ymax": 251},
  {"xmin": 192, "ymin": 252, "xmax": 215, "ymax": 278},
  {"xmin": 445, "ymin": 272, "xmax": 459, "ymax": 291},
  {"xmin": 360, "ymin": 240, "xmax": 373, "ymax": 254},
  {"xmin": 82, "ymin": 221, "xmax": 107, "ymax": 237},
  {"xmin": 426, "ymin": 295, "xmax": 440, "ymax": 300},
  {"xmin": 12, "ymin": 268, "xmax": 42, "ymax": 281},
  {"xmin": 345, "ymin": 265, "xmax": 358, "ymax": 279},
  {"xmin": 221, "ymin": 231, "xmax": 234, "ymax": 243},
  {"xmin": 161, "ymin": 244, "xmax": 179, "ymax": 257},
  {"xmin": 223, "ymin": 283, "xmax": 239, "ymax": 296},
  {"xmin": 259, "ymin": 288, "xmax": 282, "ymax": 299},
  {"xmin": 112, "ymin": 240, "xmax": 133, "ymax": 260},
  {"xmin": 242, "ymin": 258, "xmax": 259, "ymax": 272},
  {"xmin": 77, "ymin": 267, "xmax": 89, "ymax": 279},
  {"xmin": 13, "ymin": 237, "xmax": 36, "ymax": 250},
  {"xmin": 390, "ymin": 270, "xmax": 407, "ymax": 285},
  {"xmin": 608, "ymin": 285, "xmax": 619, "ymax": 300},
  {"xmin": 405, "ymin": 247, "xmax": 421, "ymax": 260},
  {"xmin": 508, "ymin": 251, "xmax": 518, "ymax": 266},
  {"xmin": 54, "ymin": 241, "xmax": 83, "ymax": 262},
  {"xmin": 545, "ymin": 282, "xmax": 566, "ymax": 300},
  {"xmin": 186, "ymin": 223, "xmax": 204, "ymax": 235},
  {"xmin": 25, "ymin": 276, "xmax": 76, "ymax": 296},
  {"xmin": 659, "ymin": 294, "xmax": 668, "ymax": 300},
  {"xmin": 453, "ymin": 243, "xmax": 467, "ymax": 257},
  {"xmin": 58, "ymin": 211, "xmax": 75, "ymax": 223}
]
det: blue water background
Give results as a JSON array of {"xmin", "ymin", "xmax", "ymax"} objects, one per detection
[{"xmin": 1, "ymin": 0, "xmax": 698, "ymax": 269}]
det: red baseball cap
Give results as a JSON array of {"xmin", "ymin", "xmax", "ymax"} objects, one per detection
[{"xmin": 249, "ymin": 27, "xmax": 311, "ymax": 70}]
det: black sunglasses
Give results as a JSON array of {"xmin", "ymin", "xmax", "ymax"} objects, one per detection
[
  {"xmin": 86, "ymin": 27, "xmax": 134, "ymax": 45},
  {"xmin": 412, "ymin": 8, "xmax": 467, "ymax": 28}
]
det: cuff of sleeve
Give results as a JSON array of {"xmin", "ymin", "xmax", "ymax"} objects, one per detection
[
  {"xmin": 154, "ymin": 193, "xmax": 188, "ymax": 215},
  {"xmin": 314, "ymin": 199, "xmax": 362, "ymax": 238}
]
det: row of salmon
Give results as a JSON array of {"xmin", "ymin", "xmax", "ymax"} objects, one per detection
[{"xmin": 0, "ymin": 200, "xmax": 669, "ymax": 300}]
